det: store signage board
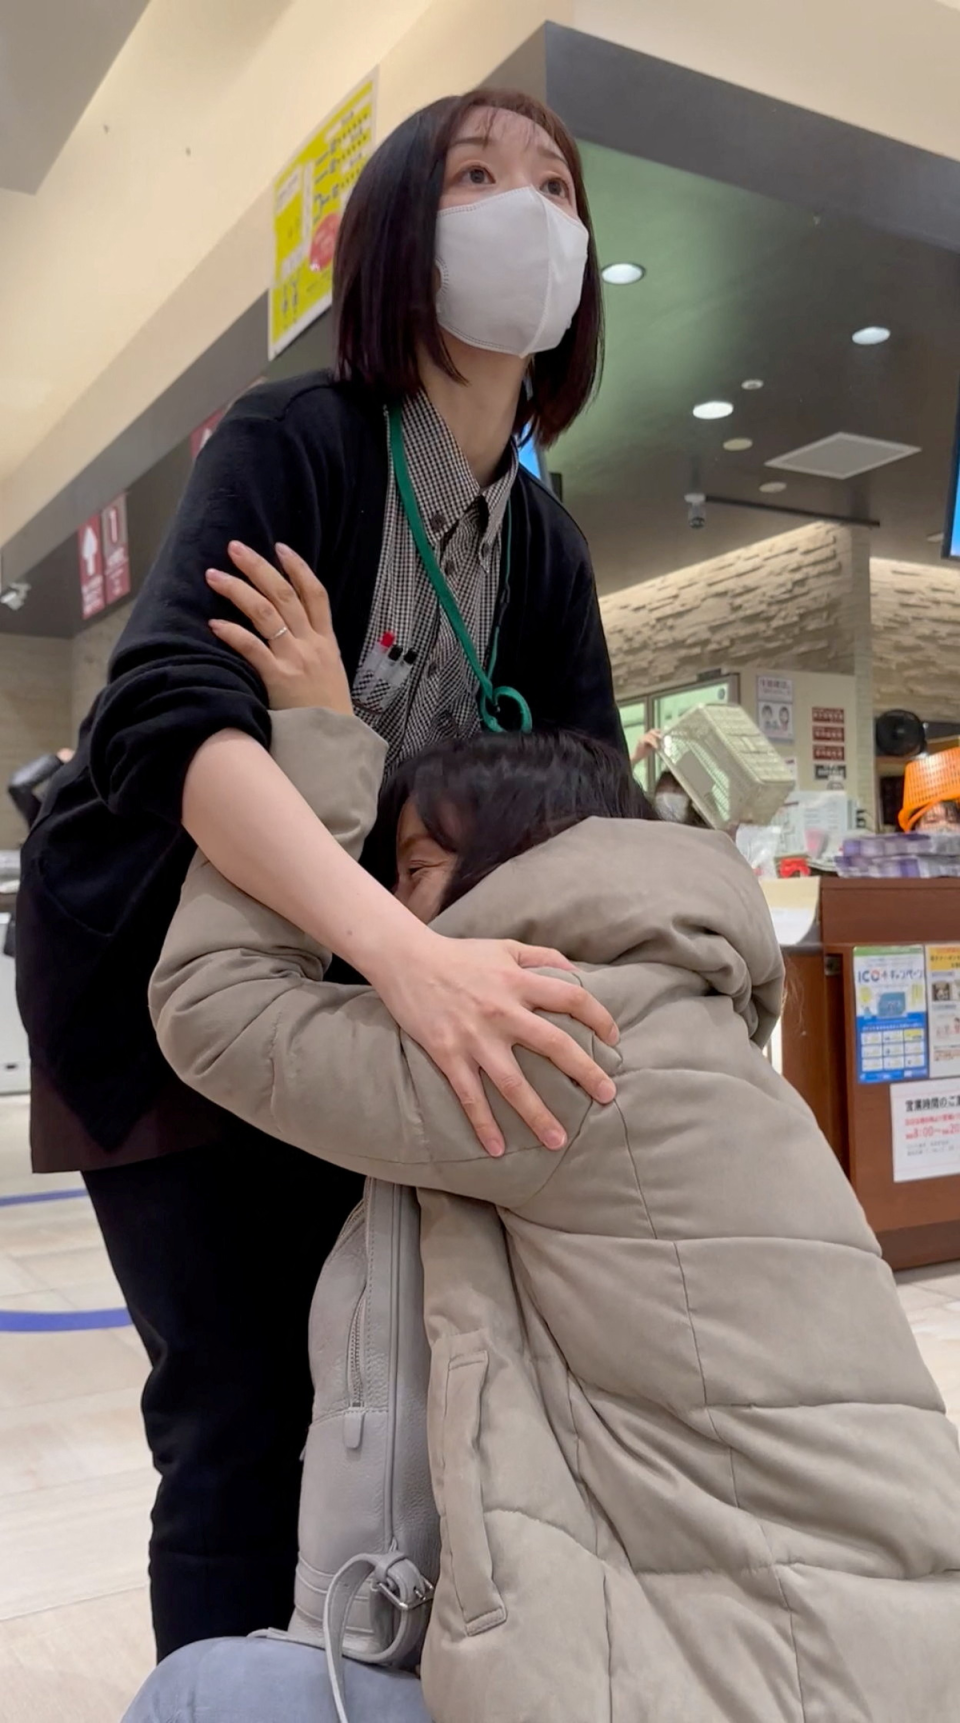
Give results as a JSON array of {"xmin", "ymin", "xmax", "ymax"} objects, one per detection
[
  {"xmin": 892, "ymin": 1079, "xmax": 960, "ymax": 1183},
  {"xmin": 269, "ymin": 75, "xmax": 376, "ymax": 359},
  {"xmin": 78, "ymin": 516, "xmax": 105, "ymax": 619},
  {"xmin": 928, "ymin": 946, "xmax": 960, "ymax": 1079},
  {"xmin": 189, "ymin": 379, "xmax": 265, "ymax": 462},
  {"xmin": 190, "ymin": 410, "xmax": 225, "ymax": 460},
  {"xmin": 102, "ymin": 495, "xmax": 130, "ymax": 605},
  {"xmin": 757, "ymin": 674, "xmax": 794, "ymax": 744},
  {"xmin": 854, "ymin": 945, "xmax": 929, "ymax": 1084},
  {"xmin": 78, "ymin": 497, "xmax": 131, "ymax": 618}
]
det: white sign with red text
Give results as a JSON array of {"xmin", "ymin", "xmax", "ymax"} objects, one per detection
[
  {"xmin": 101, "ymin": 495, "xmax": 130, "ymax": 605},
  {"xmin": 892, "ymin": 1079, "xmax": 960, "ymax": 1183}
]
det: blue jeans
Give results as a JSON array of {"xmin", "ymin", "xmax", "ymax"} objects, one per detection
[{"xmin": 123, "ymin": 1637, "xmax": 431, "ymax": 1723}]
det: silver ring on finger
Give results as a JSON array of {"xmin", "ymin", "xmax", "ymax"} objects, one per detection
[{"xmin": 269, "ymin": 625, "xmax": 290, "ymax": 642}]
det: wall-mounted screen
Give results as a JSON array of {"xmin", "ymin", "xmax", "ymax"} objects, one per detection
[
  {"xmin": 945, "ymin": 395, "xmax": 960, "ymax": 560},
  {"xmin": 517, "ymin": 429, "xmax": 549, "ymax": 488}
]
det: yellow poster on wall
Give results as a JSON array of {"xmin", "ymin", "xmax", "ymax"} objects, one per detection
[{"xmin": 269, "ymin": 75, "xmax": 376, "ymax": 359}]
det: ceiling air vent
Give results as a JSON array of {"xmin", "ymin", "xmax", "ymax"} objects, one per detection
[{"xmin": 766, "ymin": 433, "xmax": 920, "ymax": 481}]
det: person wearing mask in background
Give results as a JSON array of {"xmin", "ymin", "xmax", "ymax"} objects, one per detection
[
  {"xmin": 126, "ymin": 614, "xmax": 960, "ymax": 1723},
  {"xmin": 15, "ymin": 90, "xmax": 624, "ymax": 1659},
  {"xmin": 3, "ymin": 749, "xmax": 73, "ymax": 958},
  {"xmin": 898, "ymin": 746, "xmax": 960, "ymax": 833},
  {"xmin": 632, "ymin": 728, "xmax": 705, "ymax": 826}
]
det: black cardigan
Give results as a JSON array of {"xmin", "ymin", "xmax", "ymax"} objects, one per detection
[{"xmin": 16, "ymin": 372, "xmax": 623, "ymax": 1154}]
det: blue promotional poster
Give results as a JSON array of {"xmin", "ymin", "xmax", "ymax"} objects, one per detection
[{"xmin": 854, "ymin": 946, "xmax": 929, "ymax": 1084}]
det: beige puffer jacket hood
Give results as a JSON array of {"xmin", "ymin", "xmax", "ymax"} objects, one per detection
[{"xmin": 151, "ymin": 710, "xmax": 960, "ymax": 1723}]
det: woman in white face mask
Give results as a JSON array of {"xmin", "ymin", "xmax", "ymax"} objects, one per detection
[{"xmin": 16, "ymin": 90, "xmax": 625, "ymax": 1658}]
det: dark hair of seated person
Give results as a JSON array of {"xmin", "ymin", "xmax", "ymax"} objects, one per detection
[{"xmin": 363, "ymin": 729, "xmax": 658, "ymax": 914}]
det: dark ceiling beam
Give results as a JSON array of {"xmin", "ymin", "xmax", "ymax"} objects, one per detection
[
  {"xmin": 543, "ymin": 23, "xmax": 960, "ymax": 256},
  {"xmin": 705, "ymin": 495, "xmax": 882, "ymax": 530}
]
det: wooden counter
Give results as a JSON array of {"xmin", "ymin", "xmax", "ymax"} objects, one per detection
[{"xmin": 817, "ymin": 878, "xmax": 960, "ymax": 1269}]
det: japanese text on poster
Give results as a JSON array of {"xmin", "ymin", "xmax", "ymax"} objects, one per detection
[
  {"xmin": 892, "ymin": 1079, "xmax": 960, "ymax": 1183},
  {"xmin": 854, "ymin": 945, "xmax": 928, "ymax": 1084},
  {"xmin": 757, "ymin": 675, "xmax": 794, "ymax": 744},
  {"xmin": 928, "ymin": 946, "xmax": 960, "ymax": 1079},
  {"xmin": 269, "ymin": 77, "xmax": 376, "ymax": 359}
]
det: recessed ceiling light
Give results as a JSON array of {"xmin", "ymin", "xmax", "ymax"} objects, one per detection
[
  {"xmin": 741, "ymin": 379, "xmax": 764, "ymax": 391},
  {"xmin": 723, "ymin": 437, "xmax": 753, "ymax": 452},
  {"xmin": 851, "ymin": 326, "xmax": 891, "ymax": 346},
  {"xmin": 693, "ymin": 400, "xmax": 734, "ymax": 420},
  {"xmin": 760, "ymin": 480, "xmax": 787, "ymax": 494},
  {"xmin": 601, "ymin": 262, "xmax": 646, "ymax": 285}
]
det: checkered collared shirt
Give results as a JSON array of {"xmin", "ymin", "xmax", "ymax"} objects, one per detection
[{"xmin": 353, "ymin": 391, "xmax": 518, "ymax": 768}]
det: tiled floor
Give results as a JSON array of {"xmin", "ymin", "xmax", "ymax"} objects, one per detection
[
  {"xmin": 1, "ymin": 1096, "xmax": 960, "ymax": 1723},
  {"xmin": 0, "ymin": 1098, "xmax": 153, "ymax": 1723}
]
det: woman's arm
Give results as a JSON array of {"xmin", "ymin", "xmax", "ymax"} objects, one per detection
[
  {"xmin": 91, "ymin": 400, "xmax": 618, "ymax": 1155},
  {"xmin": 154, "ymin": 710, "xmax": 601, "ymax": 1206},
  {"xmin": 181, "ymin": 726, "xmax": 616, "ymax": 1159},
  {"xmin": 88, "ymin": 405, "xmax": 318, "ymax": 825},
  {"xmin": 182, "ymin": 550, "xmax": 619, "ymax": 1159}
]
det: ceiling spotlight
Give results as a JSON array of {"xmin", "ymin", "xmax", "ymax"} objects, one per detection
[
  {"xmin": 741, "ymin": 379, "xmax": 764, "ymax": 391},
  {"xmin": 693, "ymin": 400, "xmax": 734, "ymax": 420},
  {"xmin": 759, "ymin": 480, "xmax": 787, "ymax": 494},
  {"xmin": 601, "ymin": 262, "xmax": 646, "ymax": 285},
  {"xmin": 852, "ymin": 326, "xmax": 891, "ymax": 346},
  {"xmin": 927, "ymin": 530, "xmax": 944, "ymax": 544},
  {"xmin": 723, "ymin": 437, "xmax": 754, "ymax": 452}
]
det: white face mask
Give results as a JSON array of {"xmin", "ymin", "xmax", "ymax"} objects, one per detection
[
  {"xmin": 656, "ymin": 793, "xmax": 690, "ymax": 823},
  {"xmin": 435, "ymin": 186, "xmax": 589, "ymax": 358}
]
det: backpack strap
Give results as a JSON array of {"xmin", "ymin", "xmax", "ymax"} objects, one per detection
[{"xmin": 323, "ymin": 1552, "xmax": 434, "ymax": 1723}]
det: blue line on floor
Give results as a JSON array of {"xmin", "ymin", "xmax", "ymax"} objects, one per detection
[
  {"xmin": 0, "ymin": 1188, "xmax": 87, "ymax": 1208},
  {"xmin": 0, "ymin": 1307, "xmax": 132, "ymax": 1332}
]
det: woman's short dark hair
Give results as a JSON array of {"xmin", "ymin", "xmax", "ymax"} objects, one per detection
[
  {"xmin": 334, "ymin": 89, "xmax": 603, "ymax": 446},
  {"xmin": 364, "ymin": 730, "xmax": 655, "ymax": 912}
]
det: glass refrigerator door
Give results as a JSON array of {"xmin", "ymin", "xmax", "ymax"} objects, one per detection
[
  {"xmin": 652, "ymin": 676, "xmax": 738, "ymax": 732},
  {"xmin": 618, "ymin": 699, "xmax": 651, "ymax": 791}
]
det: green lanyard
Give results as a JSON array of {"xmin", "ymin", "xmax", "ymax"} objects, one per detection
[{"xmin": 387, "ymin": 405, "xmax": 532, "ymax": 736}]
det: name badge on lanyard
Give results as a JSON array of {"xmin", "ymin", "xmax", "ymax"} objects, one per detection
[{"xmin": 387, "ymin": 406, "xmax": 532, "ymax": 736}]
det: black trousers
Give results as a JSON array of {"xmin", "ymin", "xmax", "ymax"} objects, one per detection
[{"xmin": 85, "ymin": 1136, "xmax": 362, "ymax": 1661}]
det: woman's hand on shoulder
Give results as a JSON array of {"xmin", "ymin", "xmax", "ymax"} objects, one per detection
[
  {"xmin": 206, "ymin": 541, "xmax": 352, "ymax": 715},
  {"xmin": 370, "ymin": 928, "xmax": 619, "ymax": 1159}
]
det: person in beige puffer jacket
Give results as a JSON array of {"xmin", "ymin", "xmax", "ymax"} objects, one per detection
[{"xmin": 147, "ymin": 707, "xmax": 960, "ymax": 1723}]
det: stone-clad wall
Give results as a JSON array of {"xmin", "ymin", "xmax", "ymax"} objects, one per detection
[
  {"xmin": 870, "ymin": 559, "xmax": 960, "ymax": 721},
  {"xmin": 599, "ymin": 522, "xmax": 861, "ymax": 700}
]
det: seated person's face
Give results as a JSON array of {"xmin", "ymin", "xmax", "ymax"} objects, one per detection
[
  {"xmin": 917, "ymin": 801, "xmax": 960, "ymax": 832},
  {"xmin": 395, "ymin": 800, "xmax": 457, "ymax": 923}
]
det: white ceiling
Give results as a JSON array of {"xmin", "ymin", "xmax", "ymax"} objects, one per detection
[
  {"xmin": 0, "ymin": 0, "xmax": 438, "ymax": 500},
  {"xmin": 1, "ymin": 0, "xmax": 959, "ymax": 532},
  {"xmin": 0, "ymin": 0, "xmax": 150, "ymax": 193}
]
